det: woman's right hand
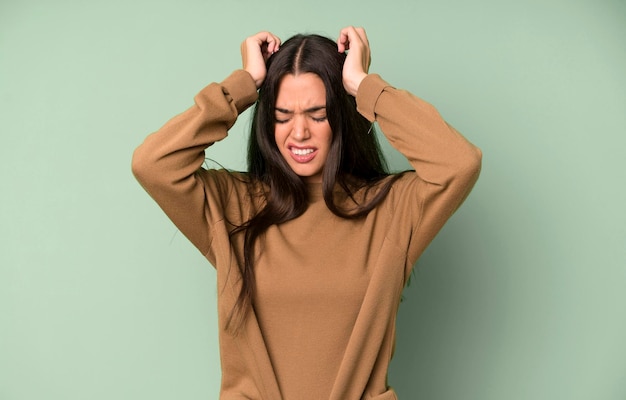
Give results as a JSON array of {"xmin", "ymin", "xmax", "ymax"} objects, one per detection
[{"xmin": 241, "ymin": 31, "xmax": 281, "ymax": 89}]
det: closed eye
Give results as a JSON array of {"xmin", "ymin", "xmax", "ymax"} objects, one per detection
[
  {"xmin": 275, "ymin": 115, "xmax": 326, "ymax": 123},
  {"xmin": 275, "ymin": 106, "xmax": 326, "ymax": 124}
]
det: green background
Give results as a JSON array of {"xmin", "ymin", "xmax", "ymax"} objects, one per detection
[{"xmin": 1, "ymin": 0, "xmax": 625, "ymax": 399}]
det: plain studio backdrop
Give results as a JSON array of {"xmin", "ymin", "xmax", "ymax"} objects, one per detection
[{"xmin": 1, "ymin": 0, "xmax": 625, "ymax": 399}]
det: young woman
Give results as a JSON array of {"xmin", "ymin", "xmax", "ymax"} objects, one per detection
[{"xmin": 132, "ymin": 26, "xmax": 481, "ymax": 400}]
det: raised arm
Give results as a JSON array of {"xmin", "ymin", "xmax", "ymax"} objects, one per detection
[
  {"xmin": 131, "ymin": 32, "xmax": 281, "ymax": 256},
  {"xmin": 341, "ymin": 26, "xmax": 482, "ymax": 269},
  {"xmin": 131, "ymin": 70, "xmax": 258, "ymax": 256}
]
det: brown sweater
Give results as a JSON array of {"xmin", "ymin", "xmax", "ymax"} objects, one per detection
[{"xmin": 132, "ymin": 70, "xmax": 482, "ymax": 400}]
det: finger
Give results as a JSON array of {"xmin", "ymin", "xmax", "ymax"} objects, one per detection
[
  {"xmin": 354, "ymin": 27, "xmax": 369, "ymax": 48},
  {"xmin": 268, "ymin": 34, "xmax": 281, "ymax": 53},
  {"xmin": 250, "ymin": 32, "xmax": 280, "ymax": 50},
  {"xmin": 344, "ymin": 26, "xmax": 370, "ymax": 65},
  {"xmin": 337, "ymin": 28, "xmax": 352, "ymax": 53},
  {"xmin": 353, "ymin": 27, "xmax": 371, "ymax": 68},
  {"xmin": 247, "ymin": 31, "xmax": 281, "ymax": 61},
  {"xmin": 338, "ymin": 26, "xmax": 367, "ymax": 53},
  {"xmin": 259, "ymin": 33, "xmax": 279, "ymax": 52}
]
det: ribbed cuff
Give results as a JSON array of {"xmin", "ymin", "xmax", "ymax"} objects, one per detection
[
  {"xmin": 355, "ymin": 74, "xmax": 393, "ymax": 122},
  {"xmin": 221, "ymin": 70, "xmax": 259, "ymax": 114}
]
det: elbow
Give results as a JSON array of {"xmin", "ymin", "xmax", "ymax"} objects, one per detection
[
  {"xmin": 470, "ymin": 146, "xmax": 483, "ymax": 178},
  {"xmin": 446, "ymin": 146, "xmax": 482, "ymax": 214},
  {"xmin": 131, "ymin": 144, "xmax": 154, "ymax": 186},
  {"xmin": 457, "ymin": 145, "xmax": 483, "ymax": 187}
]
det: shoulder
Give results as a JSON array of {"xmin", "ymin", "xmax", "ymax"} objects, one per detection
[
  {"xmin": 334, "ymin": 172, "xmax": 422, "ymax": 216},
  {"xmin": 201, "ymin": 168, "xmax": 250, "ymax": 185},
  {"xmin": 381, "ymin": 171, "xmax": 427, "ymax": 213},
  {"xmin": 198, "ymin": 168, "xmax": 266, "ymax": 212},
  {"xmin": 390, "ymin": 169, "xmax": 431, "ymax": 197}
]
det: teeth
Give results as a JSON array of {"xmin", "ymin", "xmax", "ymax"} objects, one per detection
[{"xmin": 291, "ymin": 148, "xmax": 314, "ymax": 155}]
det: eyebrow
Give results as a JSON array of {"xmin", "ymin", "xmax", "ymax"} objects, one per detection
[{"xmin": 275, "ymin": 106, "xmax": 326, "ymax": 114}]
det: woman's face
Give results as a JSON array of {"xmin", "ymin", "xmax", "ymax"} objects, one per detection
[{"xmin": 274, "ymin": 73, "xmax": 332, "ymax": 183}]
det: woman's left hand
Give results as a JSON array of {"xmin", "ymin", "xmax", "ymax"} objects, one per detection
[{"xmin": 337, "ymin": 26, "xmax": 371, "ymax": 96}]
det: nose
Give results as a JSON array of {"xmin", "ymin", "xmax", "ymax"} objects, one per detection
[{"xmin": 292, "ymin": 115, "xmax": 310, "ymax": 141}]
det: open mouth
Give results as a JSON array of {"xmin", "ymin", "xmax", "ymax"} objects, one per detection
[
  {"xmin": 289, "ymin": 146, "xmax": 317, "ymax": 162},
  {"xmin": 291, "ymin": 148, "xmax": 314, "ymax": 156}
]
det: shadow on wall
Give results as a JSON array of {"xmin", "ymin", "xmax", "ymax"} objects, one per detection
[{"xmin": 388, "ymin": 198, "xmax": 524, "ymax": 398}]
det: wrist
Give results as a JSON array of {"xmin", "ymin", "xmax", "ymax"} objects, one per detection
[
  {"xmin": 346, "ymin": 72, "xmax": 368, "ymax": 97},
  {"xmin": 223, "ymin": 70, "xmax": 259, "ymax": 112}
]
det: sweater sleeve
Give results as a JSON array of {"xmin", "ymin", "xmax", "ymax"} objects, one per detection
[
  {"xmin": 131, "ymin": 70, "xmax": 258, "ymax": 258},
  {"xmin": 356, "ymin": 74, "xmax": 482, "ymax": 273}
]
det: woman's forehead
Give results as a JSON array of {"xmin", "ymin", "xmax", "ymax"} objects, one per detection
[{"xmin": 275, "ymin": 73, "xmax": 326, "ymax": 109}]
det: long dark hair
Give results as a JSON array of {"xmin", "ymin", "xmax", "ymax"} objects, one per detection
[{"xmin": 227, "ymin": 33, "xmax": 402, "ymax": 332}]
